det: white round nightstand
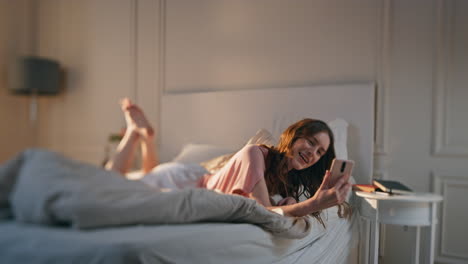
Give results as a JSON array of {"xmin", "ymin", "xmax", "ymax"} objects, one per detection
[{"xmin": 355, "ymin": 191, "xmax": 443, "ymax": 264}]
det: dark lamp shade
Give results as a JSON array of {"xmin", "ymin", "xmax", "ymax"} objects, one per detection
[{"xmin": 9, "ymin": 56, "xmax": 60, "ymax": 95}]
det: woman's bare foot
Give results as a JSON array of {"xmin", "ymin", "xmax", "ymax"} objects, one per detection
[{"xmin": 120, "ymin": 98, "xmax": 154, "ymax": 139}]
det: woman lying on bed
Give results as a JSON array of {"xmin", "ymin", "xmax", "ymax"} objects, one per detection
[{"xmin": 105, "ymin": 98, "xmax": 352, "ymax": 222}]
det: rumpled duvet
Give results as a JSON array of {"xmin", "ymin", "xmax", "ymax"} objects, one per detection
[{"xmin": 0, "ymin": 149, "xmax": 311, "ymax": 238}]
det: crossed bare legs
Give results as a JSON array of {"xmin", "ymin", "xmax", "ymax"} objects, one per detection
[{"xmin": 105, "ymin": 98, "xmax": 159, "ymax": 176}]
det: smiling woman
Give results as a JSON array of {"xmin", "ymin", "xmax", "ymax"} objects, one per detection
[{"xmin": 199, "ymin": 118, "xmax": 352, "ymax": 220}]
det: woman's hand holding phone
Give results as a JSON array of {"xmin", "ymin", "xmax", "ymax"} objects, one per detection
[
  {"xmin": 328, "ymin": 159, "xmax": 354, "ymax": 188},
  {"xmin": 309, "ymin": 170, "xmax": 352, "ymax": 211}
]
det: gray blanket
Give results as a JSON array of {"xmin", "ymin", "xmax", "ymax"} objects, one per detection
[{"xmin": 0, "ymin": 149, "xmax": 311, "ymax": 238}]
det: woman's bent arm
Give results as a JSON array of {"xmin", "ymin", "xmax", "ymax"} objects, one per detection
[{"xmin": 266, "ymin": 171, "xmax": 352, "ymax": 217}]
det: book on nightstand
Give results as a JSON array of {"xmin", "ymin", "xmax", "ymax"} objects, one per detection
[
  {"xmin": 373, "ymin": 179, "xmax": 413, "ymax": 195},
  {"xmin": 352, "ymin": 184, "xmax": 377, "ymax": 193}
]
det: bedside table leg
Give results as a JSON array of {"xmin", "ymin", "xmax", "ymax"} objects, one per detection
[
  {"xmin": 369, "ymin": 221, "xmax": 380, "ymax": 264},
  {"xmin": 427, "ymin": 203, "xmax": 437, "ymax": 264},
  {"xmin": 414, "ymin": 226, "xmax": 420, "ymax": 264}
]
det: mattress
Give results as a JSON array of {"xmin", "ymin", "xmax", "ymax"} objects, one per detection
[{"xmin": 0, "ymin": 207, "xmax": 357, "ymax": 264}]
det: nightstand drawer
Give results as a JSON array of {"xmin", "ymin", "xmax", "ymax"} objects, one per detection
[{"xmin": 359, "ymin": 198, "xmax": 433, "ymax": 226}]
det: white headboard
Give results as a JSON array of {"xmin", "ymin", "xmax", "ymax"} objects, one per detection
[{"xmin": 160, "ymin": 83, "xmax": 375, "ymax": 184}]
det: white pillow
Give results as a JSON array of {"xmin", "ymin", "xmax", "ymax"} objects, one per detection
[
  {"xmin": 245, "ymin": 128, "xmax": 276, "ymax": 146},
  {"xmin": 172, "ymin": 128, "xmax": 275, "ymax": 165},
  {"xmin": 199, "ymin": 129, "xmax": 276, "ymax": 174},
  {"xmin": 172, "ymin": 143, "xmax": 234, "ymax": 164},
  {"xmin": 328, "ymin": 118, "xmax": 348, "ymax": 160}
]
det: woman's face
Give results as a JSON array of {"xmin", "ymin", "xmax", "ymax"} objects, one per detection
[{"xmin": 287, "ymin": 131, "xmax": 331, "ymax": 171}]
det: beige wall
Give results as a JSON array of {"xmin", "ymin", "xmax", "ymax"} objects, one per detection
[
  {"xmin": 0, "ymin": 0, "xmax": 35, "ymax": 162},
  {"xmin": 13, "ymin": 0, "xmax": 468, "ymax": 263}
]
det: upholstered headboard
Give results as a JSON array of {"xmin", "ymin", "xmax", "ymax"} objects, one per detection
[{"xmin": 160, "ymin": 83, "xmax": 375, "ymax": 184}]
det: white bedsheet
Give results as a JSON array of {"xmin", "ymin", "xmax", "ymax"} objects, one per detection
[{"xmin": 0, "ymin": 209, "xmax": 357, "ymax": 264}]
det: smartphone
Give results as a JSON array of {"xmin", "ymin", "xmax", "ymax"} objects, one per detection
[{"xmin": 328, "ymin": 159, "xmax": 354, "ymax": 187}]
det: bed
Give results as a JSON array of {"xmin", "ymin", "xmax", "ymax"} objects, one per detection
[{"xmin": 0, "ymin": 82, "xmax": 375, "ymax": 264}]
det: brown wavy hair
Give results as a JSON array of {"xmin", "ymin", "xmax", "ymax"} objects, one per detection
[{"xmin": 263, "ymin": 118, "xmax": 350, "ymax": 226}]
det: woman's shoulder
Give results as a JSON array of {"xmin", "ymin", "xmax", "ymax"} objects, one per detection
[{"xmin": 238, "ymin": 144, "xmax": 269, "ymax": 158}]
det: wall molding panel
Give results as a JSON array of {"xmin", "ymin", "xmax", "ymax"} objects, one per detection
[
  {"xmin": 130, "ymin": 0, "xmax": 138, "ymax": 101},
  {"xmin": 158, "ymin": 0, "xmax": 166, "ymax": 95},
  {"xmin": 374, "ymin": 0, "xmax": 392, "ymax": 156},
  {"xmin": 134, "ymin": 0, "xmax": 162, "ymax": 149},
  {"xmin": 432, "ymin": 0, "xmax": 468, "ymax": 157},
  {"xmin": 432, "ymin": 172, "xmax": 468, "ymax": 263}
]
